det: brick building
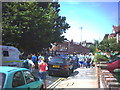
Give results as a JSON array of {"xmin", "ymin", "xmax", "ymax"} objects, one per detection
[
  {"xmin": 107, "ymin": 25, "xmax": 120, "ymax": 43},
  {"xmin": 56, "ymin": 40, "xmax": 90, "ymax": 54},
  {"xmin": 103, "ymin": 25, "xmax": 120, "ymax": 43}
]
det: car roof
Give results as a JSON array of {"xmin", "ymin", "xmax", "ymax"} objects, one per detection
[
  {"xmin": 0, "ymin": 66, "xmax": 28, "ymax": 73},
  {"xmin": 53, "ymin": 56, "xmax": 62, "ymax": 58}
]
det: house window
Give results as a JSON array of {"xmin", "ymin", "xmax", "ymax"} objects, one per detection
[{"xmin": 2, "ymin": 51, "xmax": 9, "ymax": 57}]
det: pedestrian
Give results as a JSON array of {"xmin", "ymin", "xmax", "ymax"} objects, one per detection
[
  {"xmin": 90, "ymin": 54, "xmax": 95, "ymax": 68},
  {"xmin": 22, "ymin": 55, "xmax": 35, "ymax": 71},
  {"xmin": 22, "ymin": 59, "xmax": 29, "ymax": 69},
  {"xmin": 28, "ymin": 55, "xmax": 35, "ymax": 71},
  {"xmin": 86, "ymin": 54, "xmax": 91, "ymax": 68},
  {"xmin": 48, "ymin": 55, "xmax": 52, "ymax": 61},
  {"xmin": 38, "ymin": 57, "xmax": 48, "ymax": 89},
  {"xmin": 38, "ymin": 54, "xmax": 45, "ymax": 64},
  {"xmin": 79, "ymin": 53, "xmax": 84, "ymax": 68},
  {"xmin": 32, "ymin": 53, "xmax": 38, "ymax": 69},
  {"xmin": 38, "ymin": 54, "xmax": 42, "ymax": 60}
]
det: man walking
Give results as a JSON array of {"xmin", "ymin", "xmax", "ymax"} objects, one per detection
[{"xmin": 32, "ymin": 54, "xmax": 38, "ymax": 69}]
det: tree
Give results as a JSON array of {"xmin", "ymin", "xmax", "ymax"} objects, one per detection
[
  {"xmin": 94, "ymin": 40, "xmax": 100, "ymax": 49},
  {"xmin": 98, "ymin": 38, "xmax": 118, "ymax": 52},
  {"xmin": 89, "ymin": 45, "xmax": 96, "ymax": 53},
  {"xmin": 2, "ymin": 2, "xmax": 70, "ymax": 54},
  {"xmin": 88, "ymin": 40, "xmax": 100, "ymax": 53}
]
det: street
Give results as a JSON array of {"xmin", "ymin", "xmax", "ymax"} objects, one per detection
[
  {"xmin": 1, "ymin": 2, "xmax": 120, "ymax": 90},
  {"xmin": 32, "ymin": 69, "xmax": 66, "ymax": 87},
  {"xmin": 32, "ymin": 67, "xmax": 98, "ymax": 89},
  {"xmin": 55, "ymin": 67, "xmax": 98, "ymax": 88}
]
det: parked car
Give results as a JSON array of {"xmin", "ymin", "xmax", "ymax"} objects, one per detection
[
  {"xmin": 0, "ymin": 66, "xmax": 43, "ymax": 89},
  {"xmin": 106, "ymin": 59, "xmax": 120, "ymax": 73},
  {"xmin": 48, "ymin": 56, "xmax": 74, "ymax": 77},
  {"xmin": 107, "ymin": 57, "xmax": 120, "ymax": 63}
]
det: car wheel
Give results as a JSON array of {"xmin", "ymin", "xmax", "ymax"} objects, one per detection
[
  {"xmin": 64, "ymin": 71, "xmax": 70, "ymax": 77},
  {"xmin": 48, "ymin": 71, "xmax": 53, "ymax": 76},
  {"xmin": 40, "ymin": 84, "xmax": 44, "ymax": 90},
  {"xmin": 71, "ymin": 68, "xmax": 74, "ymax": 73}
]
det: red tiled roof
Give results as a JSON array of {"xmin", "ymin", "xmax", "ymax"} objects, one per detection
[
  {"xmin": 56, "ymin": 41, "xmax": 90, "ymax": 54},
  {"xmin": 112, "ymin": 25, "xmax": 120, "ymax": 33}
]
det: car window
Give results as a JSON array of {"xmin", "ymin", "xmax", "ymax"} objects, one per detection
[
  {"xmin": 12, "ymin": 71, "xmax": 25, "ymax": 87},
  {"xmin": 23, "ymin": 71, "xmax": 35, "ymax": 84},
  {"xmin": 49, "ymin": 57, "xmax": 64, "ymax": 63},
  {"xmin": 0, "ymin": 73, "xmax": 6, "ymax": 89},
  {"xmin": 3, "ymin": 51, "xmax": 9, "ymax": 57}
]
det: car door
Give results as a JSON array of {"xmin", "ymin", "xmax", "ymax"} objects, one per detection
[
  {"xmin": 23, "ymin": 70, "xmax": 41, "ymax": 89},
  {"xmin": 12, "ymin": 71, "xmax": 27, "ymax": 89}
]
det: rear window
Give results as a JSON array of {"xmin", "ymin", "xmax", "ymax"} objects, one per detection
[
  {"xmin": 49, "ymin": 57, "xmax": 64, "ymax": 63},
  {"xmin": 0, "ymin": 73, "xmax": 6, "ymax": 89},
  {"xmin": 3, "ymin": 51, "xmax": 9, "ymax": 57}
]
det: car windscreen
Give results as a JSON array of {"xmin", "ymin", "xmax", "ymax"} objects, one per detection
[
  {"xmin": 49, "ymin": 57, "xmax": 64, "ymax": 64},
  {"xmin": 0, "ymin": 73, "xmax": 6, "ymax": 89}
]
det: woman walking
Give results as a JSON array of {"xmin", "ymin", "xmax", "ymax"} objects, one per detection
[{"xmin": 38, "ymin": 57, "xmax": 48, "ymax": 89}]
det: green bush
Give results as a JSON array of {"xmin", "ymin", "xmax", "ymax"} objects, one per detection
[{"xmin": 94, "ymin": 54, "xmax": 108, "ymax": 64}]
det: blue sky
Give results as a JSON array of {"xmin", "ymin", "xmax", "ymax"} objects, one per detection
[{"xmin": 59, "ymin": 2, "xmax": 118, "ymax": 43}]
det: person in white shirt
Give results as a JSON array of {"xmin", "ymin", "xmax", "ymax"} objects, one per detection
[
  {"xmin": 90, "ymin": 54, "xmax": 94, "ymax": 68},
  {"xmin": 79, "ymin": 53, "xmax": 84, "ymax": 68},
  {"xmin": 48, "ymin": 55, "xmax": 52, "ymax": 61},
  {"xmin": 27, "ymin": 55, "xmax": 35, "ymax": 71}
]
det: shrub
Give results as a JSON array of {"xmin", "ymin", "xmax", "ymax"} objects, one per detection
[{"xmin": 94, "ymin": 54, "xmax": 108, "ymax": 64}]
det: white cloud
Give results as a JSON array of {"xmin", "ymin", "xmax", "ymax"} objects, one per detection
[{"xmin": 63, "ymin": 26, "xmax": 104, "ymax": 43}]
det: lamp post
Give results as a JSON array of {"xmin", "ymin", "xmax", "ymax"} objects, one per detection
[{"xmin": 80, "ymin": 27, "xmax": 83, "ymax": 44}]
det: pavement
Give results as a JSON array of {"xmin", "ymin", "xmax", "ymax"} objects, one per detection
[{"xmin": 55, "ymin": 67, "xmax": 98, "ymax": 88}]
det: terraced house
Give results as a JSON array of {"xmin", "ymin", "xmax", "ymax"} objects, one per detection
[
  {"xmin": 56, "ymin": 40, "xmax": 90, "ymax": 55},
  {"xmin": 108, "ymin": 25, "xmax": 120, "ymax": 43}
]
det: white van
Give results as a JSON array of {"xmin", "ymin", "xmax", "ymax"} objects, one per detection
[{"xmin": 0, "ymin": 45, "xmax": 23, "ymax": 67}]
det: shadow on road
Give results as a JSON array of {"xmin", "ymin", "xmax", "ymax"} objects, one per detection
[{"xmin": 70, "ymin": 71, "xmax": 79, "ymax": 76}]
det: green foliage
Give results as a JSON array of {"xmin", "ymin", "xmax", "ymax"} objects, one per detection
[
  {"xmin": 94, "ymin": 54, "xmax": 108, "ymax": 63},
  {"xmin": 94, "ymin": 40, "xmax": 100, "ymax": 48},
  {"xmin": 116, "ymin": 41, "xmax": 120, "ymax": 54},
  {"xmin": 93, "ymin": 38, "xmax": 119, "ymax": 54},
  {"xmin": 2, "ymin": 2, "xmax": 70, "ymax": 54},
  {"xmin": 96, "ymin": 54, "xmax": 108, "ymax": 60},
  {"xmin": 88, "ymin": 45, "xmax": 96, "ymax": 53},
  {"xmin": 99, "ymin": 38, "xmax": 118, "ymax": 52}
]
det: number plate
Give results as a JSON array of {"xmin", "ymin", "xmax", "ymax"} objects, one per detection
[{"xmin": 52, "ymin": 65, "xmax": 60, "ymax": 68}]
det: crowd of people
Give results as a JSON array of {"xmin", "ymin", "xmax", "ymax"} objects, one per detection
[
  {"xmin": 77, "ymin": 53, "xmax": 95, "ymax": 68},
  {"xmin": 22, "ymin": 53, "xmax": 48, "ymax": 89},
  {"xmin": 22, "ymin": 52, "xmax": 95, "ymax": 89},
  {"xmin": 22, "ymin": 53, "xmax": 95, "ymax": 70},
  {"xmin": 21, "ymin": 51, "xmax": 118, "ymax": 89}
]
